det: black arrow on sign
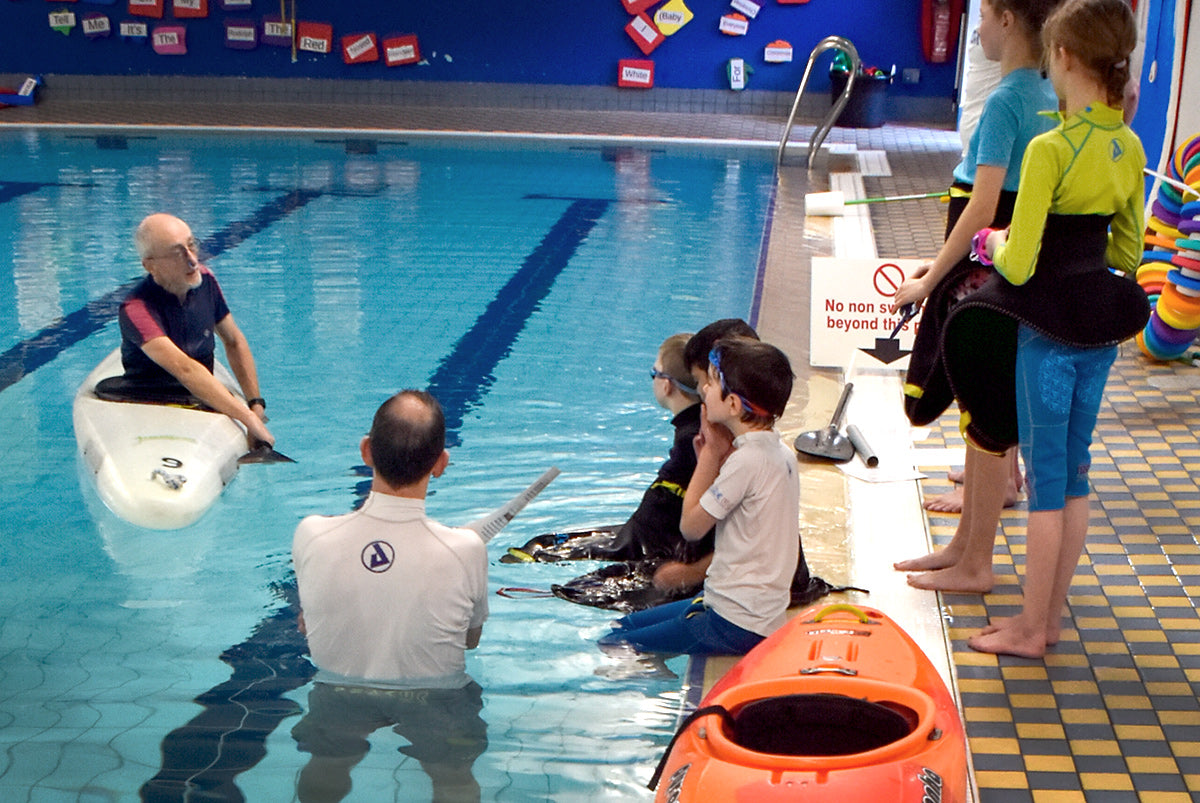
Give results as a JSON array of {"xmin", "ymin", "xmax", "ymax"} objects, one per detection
[{"xmin": 861, "ymin": 337, "xmax": 911, "ymax": 365}]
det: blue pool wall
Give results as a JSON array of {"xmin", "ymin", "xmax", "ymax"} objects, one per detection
[{"xmin": 1, "ymin": 0, "xmax": 957, "ymax": 119}]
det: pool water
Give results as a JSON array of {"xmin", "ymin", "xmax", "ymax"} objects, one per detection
[{"xmin": 0, "ymin": 130, "xmax": 775, "ymax": 801}]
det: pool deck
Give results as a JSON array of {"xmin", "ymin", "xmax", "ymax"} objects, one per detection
[{"xmin": 5, "ymin": 88, "xmax": 1199, "ymax": 803}]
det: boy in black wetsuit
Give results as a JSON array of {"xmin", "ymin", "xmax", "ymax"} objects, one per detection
[
  {"xmin": 639, "ymin": 319, "xmax": 760, "ymax": 589},
  {"xmin": 511, "ymin": 319, "xmax": 852, "ymax": 611},
  {"xmin": 504, "ymin": 332, "xmax": 711, "ymax": 570},
  {"xmin": 506, "ymin": 322, "xmax": 760, "ymax": 610}
]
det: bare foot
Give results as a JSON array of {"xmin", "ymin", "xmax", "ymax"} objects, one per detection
[
  {"xmin": 923, "ymin": 481, "xmax": 1021, "ymax": 514},
  {"xmin": 924, "ymin": 486, "xmax": 965, "ymax": 513},
  {"xmin": 893, "ymin": 549, "xmax": 958, "ymax": 572},
  {"xmin": 978, "ymin": 617, "xmax": 1061, "ymax": 646},
  {"xmin": 948, "ymin": 468, "xmax": 965, "ymax": 484},
  {"xmin": 967, "ymin": 621, "xmax": 1046, "ymax": 658},
  {"xmin": 905, "ymin": 565, "xmax": 994, "ymax": 593}
]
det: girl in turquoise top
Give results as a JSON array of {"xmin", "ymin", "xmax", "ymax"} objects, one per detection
[
  {"xmin": 968, "ymin": 0, "xmax": 1148, "ymax": 657},
  {"xmin": 894, "ymin": 0, "xmax": 1059, "ymax": 593}
]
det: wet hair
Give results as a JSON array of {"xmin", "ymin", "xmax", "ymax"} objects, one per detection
[
  {"xmin": 368, "ymin": 390, "xmax": 446, "ymax": 487},
  {"xmin": 683, "ymin": 318, "xmax": 758, "ymax": 373},
  {"xmin": 1042, "ymin": 0, "xmax": 1136, "ymax": 106},
  {"xmin": 710, "ymin": 336, "xmax": 793, "ymax": 425},
  {"xmin": 658, "ymin": 333, "xmax": 697, "ymax": 391},
  {"xmin": 989, "ymin": 0, "xmax": 1063, "ymax": 60}
]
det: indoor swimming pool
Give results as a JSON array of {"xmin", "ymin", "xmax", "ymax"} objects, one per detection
[{"xmin": 0, "ymin": 129, "xmax": 776, "ymax": 801}]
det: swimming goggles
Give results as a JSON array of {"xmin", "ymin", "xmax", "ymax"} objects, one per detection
[
  {"xmin": 650, "ymin": 367, "xmax": 700, "ymax": 397},
  {"xmin": 707, "ymin": 348, "xmax": 772, "ymax": 418}
]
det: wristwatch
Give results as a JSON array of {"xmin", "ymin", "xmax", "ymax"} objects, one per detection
[{"xmin": 247, "ymin": 397, "xmax": 266, "ymax": 409}]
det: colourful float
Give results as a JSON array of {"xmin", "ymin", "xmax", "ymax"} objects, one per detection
[
  {"xmin": 650, "ymin": 604, "xmax": 967, "ymax": 802},
  {"xmin": 1139, "ymin": 132, "xmax": 1200, "ymax": 361}
]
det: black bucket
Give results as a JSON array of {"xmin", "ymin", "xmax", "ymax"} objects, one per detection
[{"xmin": 830, "ymin": 72, "xmax": 888, "ymax": 129}]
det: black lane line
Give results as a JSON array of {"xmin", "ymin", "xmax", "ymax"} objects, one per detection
[
  {"xmin": 0, "ymin": 189, "xmax": 322, "ymax": 395},
  {"xmin": 139, "ymin": 581, "xmax": 308, "ymax": 803},
  {"xmin": 0, "ymin": 180, "xmax": 97, "ymax": 206},
  {"xmin": 139, "ymin": 197, "xmax": 612, "ymax": 801},
  {"xmin": 200, "ymin": 189, "xmax": 323, "ymax": 262},
  {"xmin": 1, "ymin": 181, "xmax": 54, "ymax": 205},
  {"xmin": 430, "ymin": 197, "xmax": 611, "ymax": 447}
]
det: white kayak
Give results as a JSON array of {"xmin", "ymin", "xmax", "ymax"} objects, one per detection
[{"xmin": 73, "ymin": 349, "xmax": 249, "ymax": 530}]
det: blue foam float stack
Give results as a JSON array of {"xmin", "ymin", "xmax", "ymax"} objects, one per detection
[{"xmin": 1137, "ymin": 132, "xmax": 1200, "ymax": 361}]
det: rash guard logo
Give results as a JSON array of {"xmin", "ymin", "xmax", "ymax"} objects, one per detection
[
  {"xmin": 362, "ymin": 540, "xmax": 395, "ymax": 572},
  {"xmin": 1110, "ymin": 138, "xmax": 1125, "ymax": 162}
]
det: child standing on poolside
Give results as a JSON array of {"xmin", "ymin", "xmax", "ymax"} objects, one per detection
[
  {"xmin": 962, "ymin": 0, "xmax": 1149, "ymax": 656},
  {"xmin": 893, "ymin": 0, "xmax": 1062, "ymax": 592},
  {"xmin": 599, "ymin": 336, "xmax": 799, "ymax": 656}
]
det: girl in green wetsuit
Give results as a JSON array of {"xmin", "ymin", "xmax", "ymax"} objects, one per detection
[{"xmin": 967, "ymin": 0, "xmax": 1148, "ymax": 657}]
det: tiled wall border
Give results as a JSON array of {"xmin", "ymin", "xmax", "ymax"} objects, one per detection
[{"xmin": 11, "ymin": 74, "xmax": 954, "ymax": 125}]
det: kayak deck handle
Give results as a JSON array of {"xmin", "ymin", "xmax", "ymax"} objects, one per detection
[{"xmin": 810, "ymin": 603, "xmax": 873, "ymax": 624}]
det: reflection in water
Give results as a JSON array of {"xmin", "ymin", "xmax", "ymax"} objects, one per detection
[
  {"xmin": 139, "ymin": 580, "xmax": 314, "ymax": 802},
  {"xmin": 292, "ymin": 680, "xmax": 487, "ymax": 803}
]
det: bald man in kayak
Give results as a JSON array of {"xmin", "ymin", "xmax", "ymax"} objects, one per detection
[{"xmin": 96, "ymin": 213, "xmax": 273, "ymax": 449}]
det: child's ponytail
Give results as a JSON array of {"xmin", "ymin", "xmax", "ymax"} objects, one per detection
[{"xmin": 1103, "ymin": 56, "xmax": 1132, "ymax": 110}]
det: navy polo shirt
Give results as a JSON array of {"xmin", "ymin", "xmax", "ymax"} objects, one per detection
[{"xmin": 118, "ymin": 267, "xmax": 230, "ymax": 383}]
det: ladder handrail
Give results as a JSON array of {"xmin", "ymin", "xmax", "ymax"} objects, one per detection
[{"xmin": 776, "ymin": 36, "xmax": 861, "ymax": 169}]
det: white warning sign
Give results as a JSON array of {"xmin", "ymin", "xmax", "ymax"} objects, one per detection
[{"xmin": 810, "ymin": 257, "xmax": 925, "ymax": 369}]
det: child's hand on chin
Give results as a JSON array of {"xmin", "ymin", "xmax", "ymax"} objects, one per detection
[{"xmin": 695, "ymin": 403, "xmax": 734, "ymax": 464}]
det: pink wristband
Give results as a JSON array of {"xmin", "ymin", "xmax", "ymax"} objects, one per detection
[{"xmin": 971, "ymin": 227, "xmax": 997, "ymax": 266}]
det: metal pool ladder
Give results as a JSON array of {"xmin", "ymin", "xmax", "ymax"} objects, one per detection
[{"xmin": 776, "ymin": 36, "xmax": 861, "ymax": 169}]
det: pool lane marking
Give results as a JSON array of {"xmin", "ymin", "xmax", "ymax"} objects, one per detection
[
  {"xmin": 429, "ymin": 196, "xmax": 612, "ymax": 447},
  {"xmin": 199, "ymin": 189, "xmax": 323, "ymax": 261},
  {"xmin": 348, "ymin": 195, "xmax": 616, "ymax": 486},
  {"xmin": 524, "ymin": 193, "xmax": 666, "ymax": 205},
  {"xmin": 0, "ymin": 189, "xmax": 322, "ymax": 395},
  {"xmin": 0, "ymin": 180, "xmax": 97, "ymax": 206},
  {"xmin": 143, "ymin": 196, "xmax": 615, "ymax": 792},
  {"xmin": 140, "ymin": 579, "xmax": 307, "ymax": 802}
]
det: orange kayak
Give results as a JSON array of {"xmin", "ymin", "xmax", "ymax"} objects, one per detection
[{"xmin": 651, "ymin": 603, "xmax": 967, "ymax": 802}]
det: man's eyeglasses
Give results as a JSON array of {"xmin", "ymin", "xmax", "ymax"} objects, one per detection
[
  {"xmin": 708, "ymin": 348, "xmax": 771, "ymax": 418},
  {"xmin": 148, "ymin": 237, "xmax": 199, "ymax": 262},
  {"xmin": 650, "ymin": 368, "xmax": 700, "ymax": 397}
]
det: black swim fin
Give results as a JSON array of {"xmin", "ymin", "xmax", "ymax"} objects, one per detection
[
  {"xmin": 790, "ymin": 575, "xmax": 868, "ymax": 608},
  {"xmin": 239, "ymin": 442, "xmax": 296, "ymax": 464}
]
